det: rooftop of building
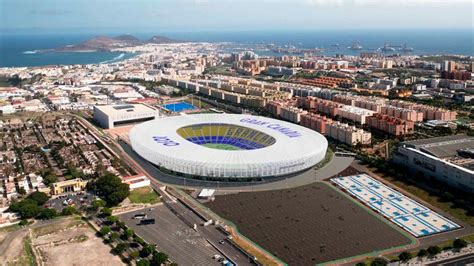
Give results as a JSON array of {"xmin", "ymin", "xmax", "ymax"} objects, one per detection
[
  {"xmin": 403, "ymin": 135, "xmax": 474, "ymax": 159},
  {"xmin": 94, "ymin": 103, "xmax": 158, "ymax": 115}
]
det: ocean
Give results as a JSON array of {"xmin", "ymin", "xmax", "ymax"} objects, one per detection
[{"xmin": 0, "ymin": 30, "xmax": 472, "ymax": 67}]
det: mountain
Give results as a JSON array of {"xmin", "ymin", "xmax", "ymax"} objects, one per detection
[
  {"xmin": 48, "ymin": 34, "xmax": 183, "ymax": 52},
  {"xmin": 50, "ymin": 35, "xmax": 142, "ymax": 52},
  {"xmin": 147, "ymin": 35, "xmax": 183, "ymax": 44},
  {"xmin": 113, "ymin": 34, "xmax": 142, "ymax": 45}
]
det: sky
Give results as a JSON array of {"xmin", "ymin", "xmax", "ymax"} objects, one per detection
[{"xmin": 0, "ymin": 0, "xmax": 473, "ymax": 34}]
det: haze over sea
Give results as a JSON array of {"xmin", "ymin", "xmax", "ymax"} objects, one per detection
[{"xmin": 0, "ymin": 29, "xmax": 472, "ymax": 67}]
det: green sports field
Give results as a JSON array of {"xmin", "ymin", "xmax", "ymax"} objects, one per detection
[{"xmin": 202, "ymin": 143, "xmax": 242, "ymax": 150}]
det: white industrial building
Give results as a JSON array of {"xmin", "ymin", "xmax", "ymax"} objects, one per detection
[
  {"xmin": 93, "ymin": 104, "xmax": 160, "ymax": 129},
  {"xmin": 121, "ymin": 175, "xmax": 151, "ymax": 190},
  {"xmin": 393, "ymin": 135, "xmax": 474, "ymax": 193}
]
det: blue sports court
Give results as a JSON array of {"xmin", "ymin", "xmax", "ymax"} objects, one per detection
[{"xmin": 163, "ymin": 102, "xmax": 197, "ymax": 112}]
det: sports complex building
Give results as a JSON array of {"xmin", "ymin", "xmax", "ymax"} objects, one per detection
[{"xmin": 129, "ymin": 114, "xmax": 328, "ymax": 180}]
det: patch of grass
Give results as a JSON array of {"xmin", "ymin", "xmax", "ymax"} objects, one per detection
[
  {"xmin": 202, "ymin": 143, "xmax": 242, "ymax": 150},
  {"xmin": 313, "ymin": 148, "xmax": 334, "ymax": 170},
  {"xmin": 75, "ymin": 234, "xmax": 89, "ymax": 242},
  {"xmin": 9, "ymin": 239, "xmax": 36, "ymax": 266},
  {"xmin": 128, "ymin": 187, "xmax": 160, "ymax": 204},
  {"xmin": 32, "ymin": 216, "xmax": 84, "ymax": 236},
  {"xmin": 228, "ymin": 228, "xmax": 280, "ymax": 266},
  {"xmin": 0, "ymin": 223, "xmax": 21, "ymax": 233},
  {"xmin": 23, "ymin": 239, "xmax": 36, "ymax": 266},
  {"xmin": 184, "ymin": 97, "xmax": 210, "ymax": 108}
]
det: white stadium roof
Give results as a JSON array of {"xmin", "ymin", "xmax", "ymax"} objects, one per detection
[{"xmin": 129, "ymin": 114, "xmax": 328, "ymax": 179}]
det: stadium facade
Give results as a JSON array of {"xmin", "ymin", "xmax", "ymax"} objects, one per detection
[{"xmin": 129, "ymin": 114, "xmax": 328, "ymax": 180}]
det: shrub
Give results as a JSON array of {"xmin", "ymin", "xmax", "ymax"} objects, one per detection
[
  {"xmin": 370, "ymin": 258, "xmax": 387, "ymax": 266},
  {"xmin": 453, "ymin": 238, "xmax": 468, "ymax": 249},
  {"xmin": 427, "ymin": 246, "xmax": 442, "ymax": 256},
  {"xmin": 398, "ymin": 252, "xmax": 413, "ymax": 262},
  {"xmin": 151, "ymin": 252, "xmax": 168, "ymax": 265},
  {"xmin": 417, "ymin": 249, "xmax": 428, "ymax": 257}
]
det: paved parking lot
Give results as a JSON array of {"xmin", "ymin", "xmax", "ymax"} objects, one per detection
[
  {"xmin": 46, "ymin": 192, "xmax": 96, "ymax": 212},
  {"xmin": 119, "ymin": 206, "xmax": 221, "ymax": 266}
]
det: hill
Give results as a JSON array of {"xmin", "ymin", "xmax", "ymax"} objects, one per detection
[
  {"xmin": 49, "ymin": 34, "xmax": 182, "ymax": 52},
  {"xmin": 147, "ymin": 35, "xmax": 183, "ymax": 44}
]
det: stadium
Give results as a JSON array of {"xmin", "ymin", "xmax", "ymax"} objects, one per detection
[{"xmin": 129, "ymin": 114, "xmax": 328, "ymax": 180}]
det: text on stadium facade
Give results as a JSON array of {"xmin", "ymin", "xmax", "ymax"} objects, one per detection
[
  {"xmin": 152, "ymin": 136, "xmax": 180, "ymax": 146},
  {"xmin": 239, "ymin": 118, "xmax": 301, "ymax": 138}
]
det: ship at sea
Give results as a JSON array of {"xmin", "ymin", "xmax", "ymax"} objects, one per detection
[
  {"xmin": 399, "ymin": 43, "xmax": 414, "ymax": 52},
  {"xmin": 348, "ymin": 41, "xmax": 363, "ymax": 50},
  {"xmin": 379, "ymin": 43, "xmax": 396, "ymax": 52}
]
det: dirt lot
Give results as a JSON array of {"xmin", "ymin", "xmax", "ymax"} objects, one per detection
[
  {"xmin": 0, "ymin": 225, "xmax": 30, "ymax": 265},
  {"xmin": 205, "ymin": 182, "xmax": 413, "ymax": 265},
  {"xmin": 31, "ymin": 217, "xmax": 123, "ymax": 266}
]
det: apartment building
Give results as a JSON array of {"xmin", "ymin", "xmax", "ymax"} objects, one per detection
[{"xmin": 366, "ymin": 114, "xmax": 415, "ymax": 136}]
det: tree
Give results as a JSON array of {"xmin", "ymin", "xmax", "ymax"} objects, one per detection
[
  {"xmin": 9, "ymin": 199, "xmax": 42, "ymax": 219},
  {"xmin": 116, "ymin": 220, "xmax": 126, "ymax": 230},
  {"xmin": 398, "ymin": 252, "xmax": 413, "ymax": 262},
  {"xmin": 137, "ymin": 259, "xmax": 150, "ymax": 266},
  {"xmin": 100, "ymin": 226, "xmax": 111, "ymax": 237},
  {"xmin": 101, "ymin": 207, "xmax": 112, "ymax": 217},
  {"xmin": 140, "ymin": 244, "xmax": 155, "ymax": 258},
  {"xmin": 427, "ymin": 246, "xmax": 442, "ymax": 256},
  {"xmin": 109, "ymin": 232, "xmax": 119, "ymax": 241},
  {"xmin": 37, "ymin": 208, "xmax": 58, "ymax": 220},
  {"xmin": 61, "ymin": 206, "xmax": 78, "ymax": 216},
  {"xmin": 129, "ymin": 251, "xmax": 140, "ymax": 260},
  {"xmin": 27, "ymin": 191, "xmax": 50, "ymax": 205},
  {"xmin": 112, "ymin": 243, "xmax": 128, "ymax": 255},
  {"xmin": 43, "ymin": 174, "xmax": 58, "ymax": 186},
  {"xmin": 417, "ymin": 249, "xmax": 428, "ymax": 257},
  {"xmin": 453, "ymin": 239, "xmax": 468, "ymax": 250},
  {"xmin": 356, "ymin": 263, "xmax": 367, "ymax": 266},
  {"xmin": 124, "ymin": 228, "xmax": 134, "ymax": 240},
  {"xmin": 88, "ymin": 173, "xmax": 130, "ymax": 206},
  {"xmin": 151, "ymin": 252, "xmax": 168, "ymax": 266},
  {"xmin": 134, "ymin": 235, "xmax": 146, "ymax": 246},
  {"xmin": 90, "ymin": 199, "xmax": 106, "ymax": 211},
  {"xmin": 106, "ymin": 216, "xmax": 118, "ymax": 225}
]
